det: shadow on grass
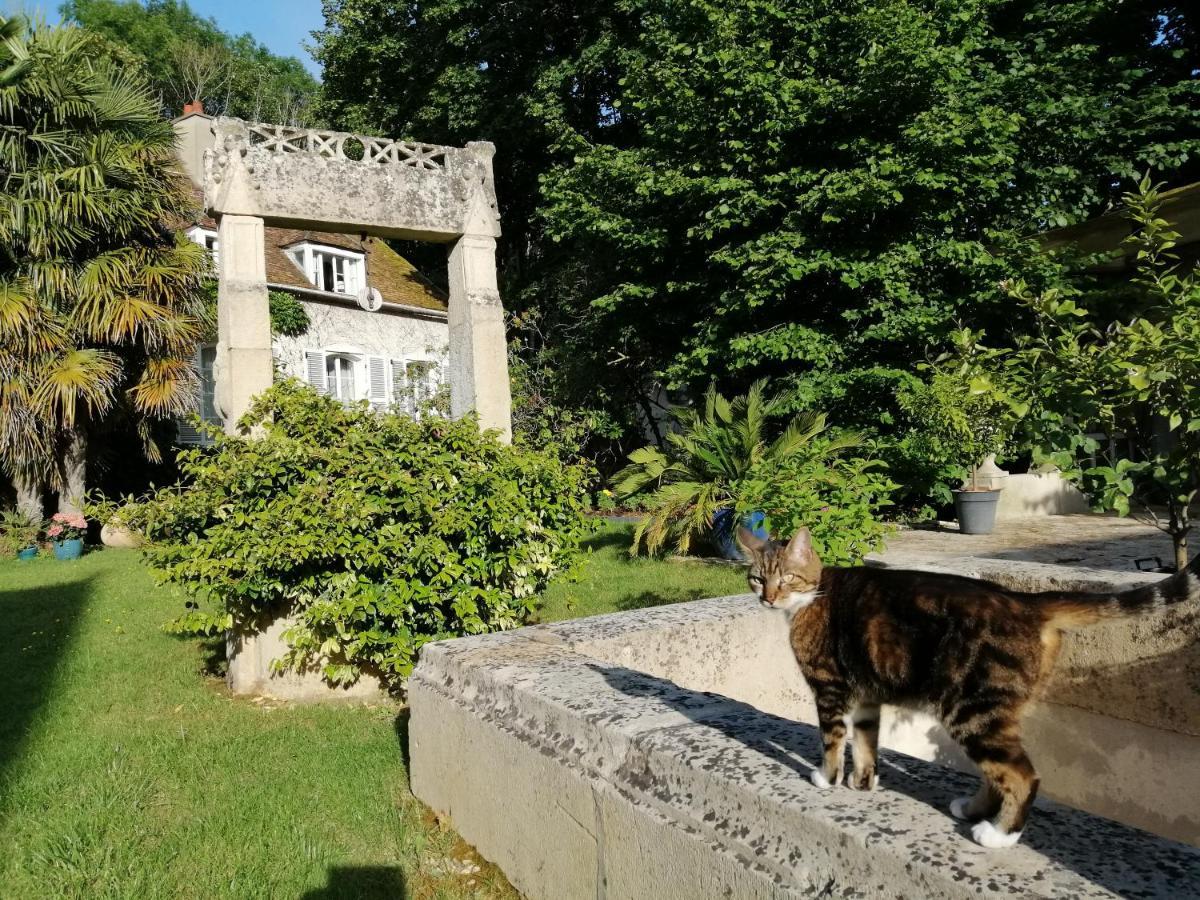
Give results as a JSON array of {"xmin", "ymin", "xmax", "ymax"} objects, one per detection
[
  {"xmin": 394, "ymin": 708, "xmax": 411, "ymax": 774},
  {"xmin": 581, "ymin": 527, "xmax": 631, "ymax": 553},
  {"xmin": 0, "ymin": 574, "xmax": 91, "ymax": 790},
  {"xmin": 300, "ymin": 865, "xmax": 406, "ymax": 899},
  {"xmin": 615, "ymin": 587, "xmax": 715, "ymax": 612}
]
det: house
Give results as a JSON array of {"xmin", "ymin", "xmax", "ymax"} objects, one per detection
[{"xmin": 173, "ymin": 107, "xmax": 450, "ymax": 443}]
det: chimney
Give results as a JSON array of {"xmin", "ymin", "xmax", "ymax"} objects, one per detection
[{"xmin": 182, "ymin": 98, "xmax": 205, "ymax": 116}]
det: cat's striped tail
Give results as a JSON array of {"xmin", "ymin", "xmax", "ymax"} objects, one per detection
[{"xmin": 1040, "ymin": 553, "xmax": 1200, "ymax": 628}]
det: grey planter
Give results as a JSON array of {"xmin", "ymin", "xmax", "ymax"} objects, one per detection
[{"xmin": 953, "ymin": 488, "xmax": 1001, "ymax": 535}]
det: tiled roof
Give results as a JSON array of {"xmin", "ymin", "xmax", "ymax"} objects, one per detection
[
  {"xmin": 264, "ymin": 228, "xmax": 448, "ymax": 312},
  {"xmin": 185, "ymin": 188, "xmax": 447, "ymax": 313}
]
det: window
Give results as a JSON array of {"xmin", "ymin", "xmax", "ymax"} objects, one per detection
[
  {"xmin": 177, "ymin": 345, "xmax": 222, "ymax": 445},
  {"xmin": 305, "ymin": 349, "xmax": 442, "ymax": 415},
  {"xmin": 186, "ymin": 226, "xmax": 219, "ymax": 267},
  {"xmin": 391, "ymin": 358, "xmax": 444, "ymax": 417},
  {"xmin": 325, "ymin": 353, "xmax": 357, "ymax": 401},
  {"xmin": 287, "ymin": 243, "xmax": 365, "ymax": 296}
]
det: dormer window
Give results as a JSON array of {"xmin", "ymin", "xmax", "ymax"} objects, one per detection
[
  {"xmin": 187, "ymin": 226, "xmax": 219, "ymax": 267},
  {"xmin": 286, "ymin": 242, "xmax": 365, "ymax": 296}
]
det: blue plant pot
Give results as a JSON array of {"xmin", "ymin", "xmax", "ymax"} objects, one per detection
[
  {"xmin": 52, "ymin": 538, "xmax": 83, "ymax": 561},
  {"xmin": 17, "ymin": 546, "xmax": 37, "ymax": 561},
  {"xmin": 711, "ymin": 508, "xmax": 768, "ymax": 561}
]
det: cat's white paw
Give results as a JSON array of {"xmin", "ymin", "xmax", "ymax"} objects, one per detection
[
  {"xmin": 971, "ymin": 820, "xmax": 1021, "ymax": 849},
  {"xmin": 949, "ymin": 797, "xmax": 971, "ymax": 820},
  {"xmin": 809, "ymin": 768, "xmax": 832, "ymax": 789}
]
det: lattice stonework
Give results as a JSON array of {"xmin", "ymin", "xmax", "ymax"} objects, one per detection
[{"xmin": 246, "ymin": 123, "xmax": 446, "ymax": 170}]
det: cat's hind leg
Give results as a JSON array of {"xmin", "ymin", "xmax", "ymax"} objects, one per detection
[
  {"xmin": 848, "ymin": 704, "xmax": 881, "ymax": 791},
  {"xmin": 950, "ymin": 720, "xmax": 1039, "ymax": 848}
]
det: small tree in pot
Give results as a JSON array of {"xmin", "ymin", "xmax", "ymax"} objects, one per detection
[{"xmin": 901, "ymin": 329, "xmax": 1026, "ymax": 534}]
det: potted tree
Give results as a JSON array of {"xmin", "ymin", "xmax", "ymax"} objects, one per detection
[
  {"xmin": 614, "ymin": 380, "xmax": 862, "ymax": 558},
  {"xmin": 902, "ymin": 330, "xmax": 1025, "ymax": 535},
  {"xmin": 1, "ymin": 510, "xmax": 41, "ymax": 560},
  {"xmin": 47, "ymin": 512, "xmax": 87, "ymax": 560}
]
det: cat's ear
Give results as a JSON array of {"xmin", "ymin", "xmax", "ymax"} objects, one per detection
[
  {"xmin": 737, "ymin": 526, "xmax": 766, "ymax": 554},
  {"xmin": 784, "ymin": 527, "xmax": 813, "ymax": 565}
]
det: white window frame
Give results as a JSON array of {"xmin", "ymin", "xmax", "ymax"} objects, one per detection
[
  {"xmin": 303, "ymin": 347, "xmax": 391, "ymax": 411},
  {"xmin": 186, "ymin": 226, "xmax": 219, "ymax": 268},
  {"xmin": 325, "ymin": 352, "xmax": 359, "ymax": 402},
  {"xmin": 286, "ymin": 242, "xmax": 366, "ymax": 296},
  {"xmin": 390, "ymin": 355, "xmax": 446, "ymax": 418}
]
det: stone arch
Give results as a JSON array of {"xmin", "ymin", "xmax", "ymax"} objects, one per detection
[{"xmin": 202, "ymin": 118, "xmax": 512, "ymax": 440}]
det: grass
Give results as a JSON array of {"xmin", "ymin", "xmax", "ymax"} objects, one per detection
[
  {"xmin": 535, "ymin": 519, "xmax": 748, "ymax": 622},
  {"xmin": 0, "ymin": 520, "xmax": 743, "ymax": 899}
]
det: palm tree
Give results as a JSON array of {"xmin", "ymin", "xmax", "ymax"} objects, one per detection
[
  {"xmin": 614, "ymin": 380, "xmax": 863, "ymax": 555},
  {"xmin": 0, "ymin": 17, "xmax": 206, "ymax": 518}
]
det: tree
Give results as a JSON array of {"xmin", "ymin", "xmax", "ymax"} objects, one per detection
[
  {"xmin": 314, "ymin": 0, "xmax": 1200, "ymax": 476},
  {"xmin": 0, "ymin": 17, "xmax": 207, "ymax": 518},
  {"xmin": 1002, "ymin": 178, "xmax": 1200, "ymax": 570},
  {"xmin": 60, "ymin": 0, "xmax": 320, "ymax": 123}
]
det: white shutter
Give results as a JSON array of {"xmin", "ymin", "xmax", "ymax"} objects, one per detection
[
  {"xmin": 390, "ymin": 359, "xmax": 408, "ymax": 414},
  {"xmin": 176, "ymin": 348, "xmax": 203, "ymax": 444},
  {"xmin": 367, "ymin": 356, "xmax": 388, "ymax": 410},
  {"xmin": 304, "ymin": 350, "xmax": 327, "ymax": 394}
]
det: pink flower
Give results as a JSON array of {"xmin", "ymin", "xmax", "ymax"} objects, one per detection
[{"xmin": 47, "ymin": 524, "xmax": 63, "ymax": 538}]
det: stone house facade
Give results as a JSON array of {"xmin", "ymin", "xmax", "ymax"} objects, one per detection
[{"xmin": 173, "ymin": 110, "xmax": 450, "ymax": 443}]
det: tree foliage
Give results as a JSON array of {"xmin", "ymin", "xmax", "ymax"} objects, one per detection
[
  {"xmin": 61, "ymin": 0, "xmax": 320, "ymax": 123},
  {"xmin": 314, "ymin": 0, "xmax": 1200, "ymax": 468},
  {"xmin": 0, "ymin": 17, "xmax": 206, "ymax": 508}
]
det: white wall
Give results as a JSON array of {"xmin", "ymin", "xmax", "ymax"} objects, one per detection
[{"xmin": 274, "ymin": 296, "xmax": 448, "ymax": 384}]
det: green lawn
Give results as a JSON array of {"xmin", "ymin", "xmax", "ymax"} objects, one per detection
[{"xmin": 0, "ymin": 520, "xmax": 743, "ymax": 899}]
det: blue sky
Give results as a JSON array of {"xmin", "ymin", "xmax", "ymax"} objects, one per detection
[{"xmin": 2, "ymin": 0, "xmax": 325, "ymax": 77}]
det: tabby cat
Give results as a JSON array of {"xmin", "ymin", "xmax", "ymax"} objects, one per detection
[{"xmin": 739, "ymin": 525, "xmax": 1200, "ymax": 849}]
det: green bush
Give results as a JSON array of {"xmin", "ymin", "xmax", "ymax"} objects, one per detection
[
  {"xmin": 735, "ymin": 445, "xmax": 896, "ymax": 567},
  {"xmin": 125, "ymin": 381, "xmax": 593, "ymax": 688},
  {"xmin": 614, "ymin": 380, "xmax": 892, "ymax": 560}
]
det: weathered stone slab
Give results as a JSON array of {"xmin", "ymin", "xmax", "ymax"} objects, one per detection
[{"xmin": 410, "ymin": 583, "xmax": 1200, "ymax": 899}]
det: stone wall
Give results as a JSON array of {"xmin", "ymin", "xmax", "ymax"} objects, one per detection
[{"xmin": 410, "ymin": 580, "xmax": 1200, "ymax": 899}]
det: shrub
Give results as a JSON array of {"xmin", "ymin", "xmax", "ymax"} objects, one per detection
[
  {"xmin": 614, "ymin": 380, "xmax": 883, "ymax": 557},
  {"xmin": 735, "ymin": 445, "xmax": 896, "ymax": 566},
  {"xmin": 0, "ymin": 509, "xmax": 40, "ymax": 555},
  {"xmin": 124, "ymin": 381, "xmax": 593, "ymax": 687}
]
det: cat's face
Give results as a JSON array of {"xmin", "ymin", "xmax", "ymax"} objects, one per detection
[{"xmin": 739, "ymin": 526, "xmax": 823, "ymax": 614}]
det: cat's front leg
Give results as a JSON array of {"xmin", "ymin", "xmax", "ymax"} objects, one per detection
[{"xmin": 810, "ymin": 686, "xmax": 851, "ymax": 788}]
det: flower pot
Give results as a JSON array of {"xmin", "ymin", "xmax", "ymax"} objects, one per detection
[
  {"xmin": 101, "ymin": 523, "xmax": 142, "ymax": 549},
  {"xmin": 711, "ymin": 508, "xmax": 768, "ymax": 561},
  {"xmin": 953, "ymin": 489, "xmax": 1001, "ymax": 535},
  {"xmin": 52, "ymin": 538, "xmax": 83, "ymax": 561},
  {"xmin": 16, "ymin": 546, "xmax": 37, "ymax": 561}
]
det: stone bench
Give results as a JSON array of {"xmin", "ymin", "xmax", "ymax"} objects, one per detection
[{"xmin": 410, "ymin": 566, "xmax": 1200, "ymax": 899}]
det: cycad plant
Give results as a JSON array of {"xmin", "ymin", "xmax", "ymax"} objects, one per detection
[
  {"xmin": 0, "ymin": 17, "xmax": 206, "ymax": 518},
  {"xmin": 614, "ymin": 380, "xmax": 862, "ymax": 555}
]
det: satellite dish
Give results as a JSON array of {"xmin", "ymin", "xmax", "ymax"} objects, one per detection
[{"xmin": 357, "ymin": 286, "xmax": 384, "ymax": 312}]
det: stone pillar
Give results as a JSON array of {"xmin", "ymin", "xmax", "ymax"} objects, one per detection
[
  {"xmin": 215, "ymin": 214, "xmax": 273, "ymax": 433},
  {"xmin": 446, "ymin": 232, "xmax": 513, "ymax": 442}
]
